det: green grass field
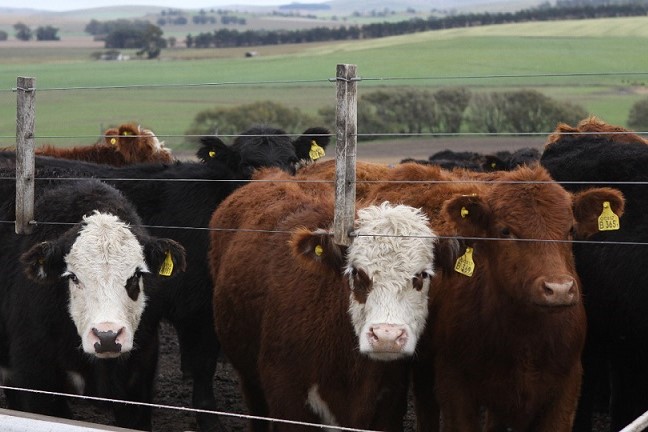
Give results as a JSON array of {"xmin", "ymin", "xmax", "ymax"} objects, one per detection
[{"xmin": 1, "ymin": 16, "xmax": 648, "ymax": 150}]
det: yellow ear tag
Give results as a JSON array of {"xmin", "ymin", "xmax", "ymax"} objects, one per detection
[
  {"xmin": 454, "ymin": 247, "xmax": 475, "ymax": 277},
  {"xmin": 460, "ymin": 207, "xmax": 469, "ymax": 218},
  {"xmin": 159, "ymin": 251, "xmax": 174, "ymax": 277},
  {"xmin": 208, "ymin": 150, "xmax": 216, "ymax": 158},
  {"xmin": 314, "ymin": 244, "xmax": 324, "ymax": 256},
  {"xmin": 110, "ymin": 138, "xmax": 117, "ymax": 145},
  {"xmin": 491, "ymin": 162, "xmax": 496, "ymax": 169},
  {"xmin": 123, "ymin": 131, "xmax": 130, "ymax": 136},
  {"xmin": 309, "ymin": 140, "xmax": 325, "ymax": 161},
  {"xmin": 598, "ymin": 201, "xmax": 620, "ymax": 231}
]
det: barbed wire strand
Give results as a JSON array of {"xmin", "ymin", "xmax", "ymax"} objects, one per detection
[{"xmin": 0, "ymin": 385, "xmax": 379, "ymax": 432}]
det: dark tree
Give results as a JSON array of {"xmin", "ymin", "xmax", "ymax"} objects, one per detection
[
  {"xmin": 13, "ymin": 22, "xmax": 32, "ymax": 41},
  {"xmin": 36, "ymin": 25, "xmax": 60, "ymax": 41}
]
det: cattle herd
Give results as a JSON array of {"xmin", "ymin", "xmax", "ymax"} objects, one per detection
[{"xmin": 0, "ymin": 116, "xmax": 645, "ymax": 432}]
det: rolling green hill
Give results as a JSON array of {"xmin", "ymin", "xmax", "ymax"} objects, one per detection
[{"xmin": 1, "ymin": 16, "xmax": 647, "ymax": 150}]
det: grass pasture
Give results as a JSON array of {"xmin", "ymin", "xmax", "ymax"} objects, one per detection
[{"xmin": 2, "ymin": 16, "xmax": 648, "ymax": 150}]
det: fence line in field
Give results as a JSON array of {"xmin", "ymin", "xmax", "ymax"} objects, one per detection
[{"xmin": 6, "ymin": 65, "xmax": 648, "ymax": 432}]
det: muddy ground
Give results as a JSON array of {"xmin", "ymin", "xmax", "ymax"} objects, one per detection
[{"xmin": 0, "ymin": 136, "xmax": 612, "ymax": 431}]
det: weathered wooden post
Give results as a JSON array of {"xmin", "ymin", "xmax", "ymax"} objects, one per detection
[
  {"xmin": 333, "ymin": 64, "xmax": 358, "ymax": 246},
  {"xmin": 15, "ymin": 76, "xmax": 36, "ymax": 234}
]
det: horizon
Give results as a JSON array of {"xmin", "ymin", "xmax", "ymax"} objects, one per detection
[{"xmin": 0, "ymin": 0, "xmax": 326, "ymax": 12}]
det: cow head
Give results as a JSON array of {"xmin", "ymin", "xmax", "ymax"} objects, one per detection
[
  {"xmin": 20, "ymin": 211, "xmax": 186, "ymax": 359},
  {"xmin": 103, "ymin": 123, "xmax": 171, "ymax": 164},
  {"xmin": 198, "ymin": 125, "xmax": 331, "ymax": 178},
  {"xmin": 442, "ymin": 166, "xmax": 624, "ymax": 309},
  {"xmin": 291, "ymin": 202, "xmax": 437, "ymax": 361}
]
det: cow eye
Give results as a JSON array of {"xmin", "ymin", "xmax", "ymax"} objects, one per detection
[
  {"xmin": 412, "ymin": 271, "xmax": 431, "ymax": 291},
  {"xmin": 500, "ymin": 227, "xmax": 511, "ymax": 237},
  {"xmin": 66, "ymin": 273, "xmax": 79, "ymax": 285}
]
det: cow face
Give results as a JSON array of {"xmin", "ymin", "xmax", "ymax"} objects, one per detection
[
  {"xmin": 21, "ymin": 212, "xmax": 186, "ymax": 359},
  {"xmin": 443, "ymin": 166, "xmax": 624, "ymax": 309},
  {"xmin": 292, "ymin": 202, "xmax": 437, "ymax": 361}
]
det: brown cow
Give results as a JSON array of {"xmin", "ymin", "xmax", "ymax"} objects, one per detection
[
  {"xmin": 209, "ymin": 168, "xmax": 440, "ymax": 432},
  {"xmin": 364, "ymin": 162, "xmax": 625, "ymax": 432},
  {"xmin": 35, "ymin": 122, "xmax": 174, "ymax": 166}
]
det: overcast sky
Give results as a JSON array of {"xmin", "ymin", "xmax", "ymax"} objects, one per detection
[{"xmin": 1, "ymin": 0, "xmax": 324, "ymax": 11}]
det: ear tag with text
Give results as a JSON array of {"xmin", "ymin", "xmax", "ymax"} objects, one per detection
[
  {"xmin": 314, "ymin": 244, "xmax": 324, "ymax": 257},
  {"xmin": 159, "ymin": 251, "xmax": 174, "ymax": 277},
  {"xmin": 309, "ymin": 140, "xmax": 325, "ymax": 161},
  {"xmin": 208, "ymin": 150, "xmax": 216, "ymax": 158},
  {"xmin": 598, "ymin": 201, "xmax": 620, "ymax": 231},
  {"xmin": 454, "ymin": 247, "xmax": 475, "ymax": 277}
]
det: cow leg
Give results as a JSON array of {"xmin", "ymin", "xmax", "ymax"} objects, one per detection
[
  {"xmin": 411, "ymin": 361, "xmax": 440, "ymax": 432},
  {"xmin": 532, "ymin": 365, "xmax": 582, "ymax": 432},
  {"xmin": 238, "ymin": 375, "xmax": 271, "ymax": 432},
  {"xmin": 176, "ymin": 321, "xmax": 222, "ymax": 432},
  {"xmin": 433, "ymin": 363, "xmax": 481, "ymax": 432},
  {"xmin": 609, "ymin": 341, "xmax": 648, "ymax": 432},
  {"xmin": 573, "ymin": 336, "xmax": 609, "ymax": 432}
]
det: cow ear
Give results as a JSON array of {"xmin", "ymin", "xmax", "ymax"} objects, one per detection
[
  {"xmin": 20, "ymin": 241, "xmax": 66, "ymax": 284},
  {"xmin": 434, "ymin": 237, "xmax": 463, "ymax": 274},
  {"xmin": 483, "ymin": 155, "xmax": 506, "ymax": 171},
  {"xmin": 292, "ymin": 127, "xmax": 331, "ymax": 161},
  {"xmin": 290, "ymin": 228, "xmax": 346, "ymax": 273},
  {"xmin": 572, "ymin": 187, "xmax": 625, "ymax": 238},
  {"xmin": 197, "ymin": 136, "xmax": 239, "ymax": 168},
  {"xmin": 442, "ymin": 194, "xmax": 491, "ymax": 238},
  {"xmin": 144, "ymin": 238, "xmax": 187, "ymax": 278}
]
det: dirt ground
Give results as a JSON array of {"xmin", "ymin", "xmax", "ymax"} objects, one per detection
[{"xmin": 0, "ymin": 135, "xmax": 611, "ymax": 431}]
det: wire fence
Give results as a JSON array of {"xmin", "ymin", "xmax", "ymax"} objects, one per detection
[{"xmin": 2, "ymin": 65, "xmax": 648, "ymax": 432}]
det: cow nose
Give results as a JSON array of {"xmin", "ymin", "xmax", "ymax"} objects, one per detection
[
  {"xmin": 541, "ymin": 276, "xmax": 576, "ymax": 306},
  {"xmin": 369, "ymin": 324, "xmax": 408, "ymax": 352},
  {"xmin": 92, "ymin": 327, "xmax": 123, "ymax": 354}
]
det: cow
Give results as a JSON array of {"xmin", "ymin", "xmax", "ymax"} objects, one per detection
[
  {"xmin": 362, "ymin": 162, "xmax": 625, "ymax": 432},
  {"xmin": 208, "ymin": 169, "xmax": 440, "ymax": 432},
  {"xmin": 0, "ymin": 179, "xmax": 186, "ymax": 430},
  {"xmin": 196, "ymin": 125, "xmax": 331, "ymax": 176},
  {"xmin": 0, "ymin": 124, "xmax": 331, "ymax": 432},
  {"xmin": 402, "ymin": 148, "xmax": 541, "ymax": 172},
  {"xmin": 35, "ymin": 123, "xmax": 174, "ymax": 166},
  {"xmin": 541, "ymin": 117, "xmax": 648, "ymax": 432}
]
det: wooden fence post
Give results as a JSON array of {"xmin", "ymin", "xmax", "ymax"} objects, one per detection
[
  {"xmin": 16, "ymin": 76, "xmax": 36, "ymax": 235},
  {"xmin": 333, "ymin": 64, "xmax": 358, "ymax": 246}
]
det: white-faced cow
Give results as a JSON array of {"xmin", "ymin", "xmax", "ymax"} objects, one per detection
[
  {"xmin": 0, "ymin": 124, "xmax": 331, "ymax": 431},
  {"xmin": 208, "ymin": 169, "xmax": 439, "ymax": 431},
  {"xmin": 0, "ymin": 179, "xmax": 186, "ymax": 430}
]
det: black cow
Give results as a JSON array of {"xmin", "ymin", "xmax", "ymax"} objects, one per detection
[
  {"xmin": 0, "ymin": 179, "xmax": 186, "ymax": 430},
  {"xmin": 541, "ymin": 118, "xmax": 647, "ymax": 432},
  {"xmin": 0, "ymin": 124, "xmax": 331, "ymax": 431}
]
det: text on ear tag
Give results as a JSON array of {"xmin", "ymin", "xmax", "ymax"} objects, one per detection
[
  {"xmin": 159, "ymin": 251, "xmax": 174, "ymax": 277},
  {"xmin": 309, "ymin": 140, "xmax": 325, "ymax": 161},
  {"xmin": 454, "ymin": 247, "xmax": 475, "ymax": 277},
  {"xmin": 598, "ymin": 201, "xmax": 620, "ymax": 231}
]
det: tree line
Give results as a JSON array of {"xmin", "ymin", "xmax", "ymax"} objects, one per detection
[
  {"xmin": 184, "ymin": 2, "xmax": 648, "ymax": 48},
  {"xmin": 185, "ymin": 88, "xmax": 593, "ymax": 140}
]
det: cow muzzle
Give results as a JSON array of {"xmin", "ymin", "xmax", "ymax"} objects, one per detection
[
  {"xmin": 86, "ymin": 322, "xmax": 129, "ymax": 358},
  {"xmin": 534, "ymin": 275, "xmax": 578, "ymax": 308},
  {"xmin": 363, "ymin": 323, "xmax": 411, "ymax": 359}
]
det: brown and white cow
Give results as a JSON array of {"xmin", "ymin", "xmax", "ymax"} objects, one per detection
[
  {"xmin": 209, "ymin": 169, "xmax": 439, "ymax": 431},
  {"xmin": 35, "ymin": 122, "xmax": 174, "ymax": 166},
  {"xmin": 363, "ymin": 163, "xmax": 625, "ymax": 432}
]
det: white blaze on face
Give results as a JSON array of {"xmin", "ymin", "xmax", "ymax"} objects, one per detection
[
  {"xmin": 63, "ymin": 212, "xmax": 149, "ymax": 359},
  {"xmin": 346, "ymin": 203, "xmax": 436, "ymax": 361}
]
